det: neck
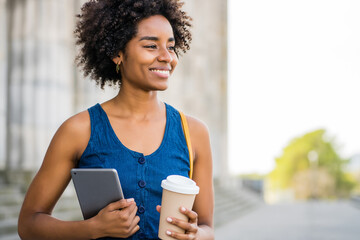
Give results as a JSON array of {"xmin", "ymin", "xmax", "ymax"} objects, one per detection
[{"xmin": 111, "ymin": 85, "xmax": 163, "ymax": 118}]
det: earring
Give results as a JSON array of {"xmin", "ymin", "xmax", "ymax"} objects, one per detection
[{"xmin": 116, "ymin": 61, "xmax": 120, "ymax": 74}]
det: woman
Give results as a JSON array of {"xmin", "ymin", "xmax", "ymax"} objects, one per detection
[{"xmin": 18, "ymin": 0, "xmax": 214, "ymax": 239}]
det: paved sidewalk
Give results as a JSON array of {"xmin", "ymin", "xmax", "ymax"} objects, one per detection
[{"xmin": 214, "ymin": 201, "xmax": 360, "ymax": 240}]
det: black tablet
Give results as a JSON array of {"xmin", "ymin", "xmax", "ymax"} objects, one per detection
[{"xmin": 71, "ymin": 168, "xmax": 124, "ymax": 219}]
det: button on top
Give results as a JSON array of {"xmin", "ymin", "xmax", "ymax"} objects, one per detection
[
  {"xmin": 138, "ymin": 180, "xmax": 146, "ymax": 188},
  {"xmin": 138, "ymin": 156, "xmax": 146, "ymax": 164},
  {"xmin": 138, "ymin": 205, "xmax": 145, "ymax": 214}
]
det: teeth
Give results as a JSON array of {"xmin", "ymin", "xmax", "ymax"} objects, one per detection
[{"xmin": 150, "ymin": 69, "xmax": 170, "ymax": 75}]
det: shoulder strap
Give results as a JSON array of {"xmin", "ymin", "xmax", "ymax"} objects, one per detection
[{"xmin": 179, "ymin": 111, "xmax": 194, "ymax": 179}]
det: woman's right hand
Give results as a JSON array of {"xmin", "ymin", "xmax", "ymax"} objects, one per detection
[{"xmin": 90, "ymin": 198, "xmax": 140, "ymax": 238}]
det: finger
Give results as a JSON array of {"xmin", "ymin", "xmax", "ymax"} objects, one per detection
[
  {"xmin": 128, "ymin": 203, "xmax": 138, "ymax": 219},
  {"xmin": 124, "ymin": 215, "xmax": 140, "ymax": 234},
  {"xmin": 167, "ymin": 217, "xmax": 198, "ymax": 233},
  {"xmin": 179, "ymin": 207, "xmax": 198, "ymax": 223},
  {"xmin": 106, "ymin": 198, "xmax": 135, "ymax": 211},
  {"xmin": 129, "ymin": 224, "xmax": 140, "ymax": 236},
  {"xmin": 117, "ymin": 202, "xmax": 137, "ymax": 220},
  {"xmin": 156, "ymin": 205, "xmax": 161, "ymax": 213},
  {"xmin": 166, "ymin": 230, "xmax": 196, "ymax": 240},
  {"xmin": 130, "ymin": 215, "xmax": 140, "ymax": 229}
]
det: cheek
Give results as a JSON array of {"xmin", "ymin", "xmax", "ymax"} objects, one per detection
[
  {"xmin": 124, "ymin": 56, "xmax": 151, "ymax": 73},
  {"xmin": 171, "ymin": 55, "xmax": 178, "ymax": 69}
]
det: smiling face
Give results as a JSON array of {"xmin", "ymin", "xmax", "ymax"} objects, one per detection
[{"xmin": 115, "ymin": 15, "xmax": 178, "ymax": 92}]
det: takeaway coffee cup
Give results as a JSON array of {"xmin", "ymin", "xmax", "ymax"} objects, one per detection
[{"xmin": 158, "ymin": 175, "xmax": 200, "ymax": 240}]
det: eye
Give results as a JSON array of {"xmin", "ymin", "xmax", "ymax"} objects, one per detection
[
  {"xmin": 144, "ymin": 45, "xmax": 157, "ymax": 49},
  {"xmin": 168, "ymin": 46, "xmax": 176, "ymax": 52}
]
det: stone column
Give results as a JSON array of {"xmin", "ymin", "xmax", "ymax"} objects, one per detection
[
  {"xmin": 3, "ymin": 0, "xmax": 116, "ymax": 177},
  {"xmin": 160, "ymin": 0, "xmax": 228, "ymax": 180},
  {"xmin": 6, "ymin": 0, "xmax": 25, "ymax": 173},
  {"xmin": 0, "ymin": 0, "xmax": 7, "ymax": 170},
  {"xmin": 30, "ymin": 0, "xmax": 76, "ymax": 170},
  {"xmin": 3, "ymin": 0, "xmax": 79, "ymax": 181}
]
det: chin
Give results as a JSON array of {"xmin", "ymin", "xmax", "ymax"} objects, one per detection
[
  {"xmin": 149, "ymin": 81, "xmax": 169, "ymax": 91},
  {"xmin": 154, "ymin": 85, "xmax": 168, "ymax": 91},
  {"xmin": 143, "ymin": 84, "xmax": 168, "ymax": 92}
]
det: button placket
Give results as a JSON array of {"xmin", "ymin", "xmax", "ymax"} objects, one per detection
[
  {"xmin": 137, "ymin": 154, "xmax": 146, "ymax": 216},
  {"xmin": 138, "ymin": 205, "xmax": 145, "ymax": 214},
  {"xmin": 138, "ymin": 156, "xmax": 146, "ymax": 164},
  {"xmin": 135, "ymin": 154, "xmax": 146, "ymax": 233},
  {"xmin": 138, "ymin": 180, "xmax": 146, "ymax": 188}
]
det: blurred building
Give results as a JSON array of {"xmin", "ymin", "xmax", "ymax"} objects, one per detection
[
  {"xmin": 0, "ymin": 0, "xmax": 228, "ymax": 184},
  {"xmin": 348, "ymin": 154, "xmax": 360, "ymax": 195}
]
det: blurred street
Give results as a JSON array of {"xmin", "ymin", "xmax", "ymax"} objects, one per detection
[{"xmin": 215, "ymin": 200, "xmax": 360, "ymax": 240}]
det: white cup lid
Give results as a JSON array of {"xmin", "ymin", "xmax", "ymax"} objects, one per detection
[{"xmin": 161, "ymin": 175, "xmax": 199, "ymax": 194}]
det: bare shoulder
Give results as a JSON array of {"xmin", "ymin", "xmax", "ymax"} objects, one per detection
[
  {"xmin": 183, "ymin": 114, "xmax": 211, "ymax": 162},
  {"xmin": 185, "ymin": 115, "xmax": 210, "ymax": 140},
  {"xmin": 58, "ymin": 110, "xmax": 90, "ymax": 137},
  {"xmin": 62, "ymin": 110, "xmax": 90, "ymax": 130},
  {"xmin": 52, "ymin": 110, "xmax": 91, "ymax": 160}
]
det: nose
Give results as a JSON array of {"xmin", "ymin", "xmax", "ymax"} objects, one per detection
[{"xmin": 157, "ymin": 47, "xmax": 172, "ymax": 63}]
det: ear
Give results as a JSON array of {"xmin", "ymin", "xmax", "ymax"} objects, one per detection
[{"xmin": 112, "ymin": 52, "xmax": 123, "ymax": 65}]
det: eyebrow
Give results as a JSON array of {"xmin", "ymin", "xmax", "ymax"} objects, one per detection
[{"xmin": 139, "ymin": 36, "xmax": 175, "ymax": 42}]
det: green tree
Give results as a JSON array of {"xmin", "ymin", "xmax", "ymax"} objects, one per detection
[{"xmin": 269, "ymin": 129, "xmax": 355, "ymax": 198}]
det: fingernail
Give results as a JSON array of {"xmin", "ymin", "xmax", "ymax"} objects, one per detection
[
  {"xmin": 181, "ymin": 207, "xmax": 186, "ymax": 212},
  {"xmin": 127, "ymin": 198, "xmax": 134, "ymax": 202},
  {"xmin": 166, "ymin": 230, "xmax": 172, "ymax": 236},
  {"xmin": 167, "ymin": 217, "xmax": 172, "ymax": 223}
]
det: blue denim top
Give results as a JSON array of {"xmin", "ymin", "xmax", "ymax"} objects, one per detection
[{"xmin": 78, "ymin": 103, "xmax": 190, "ymax": 239}]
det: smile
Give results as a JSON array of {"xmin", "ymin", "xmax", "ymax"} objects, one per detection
[{"xmin": 150, "ymin": 69, "xmax": 170, "ymax": 78}]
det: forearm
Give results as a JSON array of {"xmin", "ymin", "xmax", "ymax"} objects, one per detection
[
  {"xmin": 18, "ymin": 212, "xmax": 99, "ymax": 240},
  {"xmin": 197, "ymin": 224, "xmax": 214, "ymax": 240}
]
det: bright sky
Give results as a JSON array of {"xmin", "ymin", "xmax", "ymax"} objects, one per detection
[{"xmin": 228, "ymin": 0, "xmax": 360, "ymax": 175}]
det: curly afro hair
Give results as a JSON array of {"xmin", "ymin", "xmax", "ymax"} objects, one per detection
[{"xmin": 75, "ymin": 0, "xmax": 192, "ymax": 89}]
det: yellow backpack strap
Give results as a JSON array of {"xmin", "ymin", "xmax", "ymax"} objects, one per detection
[{"xmin": 179, "ymin": 111, "xmax": 194, "ymax": 179}]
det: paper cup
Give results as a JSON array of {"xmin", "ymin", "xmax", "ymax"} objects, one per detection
[{"xmin": 158, "ymin": 175, "xmax": 199, "ymax": 239}]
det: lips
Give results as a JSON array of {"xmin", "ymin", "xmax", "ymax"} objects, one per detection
[{"xmin": 149, "ymin": 68, "xmax": 171, "ymax": 78}]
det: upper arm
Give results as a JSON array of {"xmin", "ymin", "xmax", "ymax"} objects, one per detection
[
  {"xmin": 186, "ymin": 115, "xmax": 214, "ymax": 228},
  {"xmin": 19, "ymin": 111, "xmax": 90, "ymax": 217}
]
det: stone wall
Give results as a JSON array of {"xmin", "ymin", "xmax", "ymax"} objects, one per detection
[
  {"xmin": 0, "ymin": 0, "xmax": 228, "ymax": 183},
  {"xmin": 160, "ymin": 0, "xmax": 228, "ymax": 179},
  {"xmin": 0, "ymin": 0, "xmax": 7, "ymax": 170}
]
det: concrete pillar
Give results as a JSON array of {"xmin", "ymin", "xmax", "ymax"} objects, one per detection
[
  {"xmin": 0, "ymin": 0, "xmax": 7, "ymax": 169},
  {"xmin": 6, "ymin": 0, "xmax": 25, "ymax": 171},
  {"xmin": 29, "ymin": 0, "xmax": 76, "ymax": 169},
  {"xmin": 4, "ymin": 0, "xmax": 73, "ymax": 173},
  {"xmin": 3, "ymin": 0, "xmax": 116, "ymax": 175},
  {"xmin": 160, "ymin": 0, "xmax": 228, "ymax": 180},
  {"xmin": 22, "ymin": 0, "xmax": 37, "ymax": 170}
]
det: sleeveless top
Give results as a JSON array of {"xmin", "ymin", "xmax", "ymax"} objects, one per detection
[{"xmin": 78, "ymin": 103, "xmax": 191, "ymax": 240}]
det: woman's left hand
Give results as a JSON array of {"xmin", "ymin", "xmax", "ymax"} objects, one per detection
[{"xmin": 156, "ymin": 205, "xmax": 199, "ymax": 239}]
